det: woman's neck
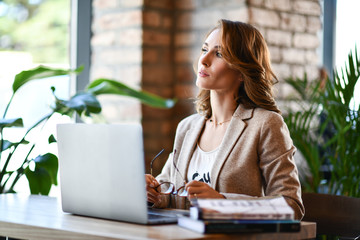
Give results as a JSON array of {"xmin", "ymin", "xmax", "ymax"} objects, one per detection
[{"xmin": 209, "ymin": 91, "xmax": 237, "ymax": 123}]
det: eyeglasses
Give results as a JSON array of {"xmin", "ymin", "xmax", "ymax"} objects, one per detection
[{"xmin": 150, "ymin": 149, "xmax": 188, "ymax": 197}]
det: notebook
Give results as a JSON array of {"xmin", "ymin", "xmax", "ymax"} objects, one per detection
[{"xmin": 56, "ymin": 123, "xmax": 179, "ymax": 224}]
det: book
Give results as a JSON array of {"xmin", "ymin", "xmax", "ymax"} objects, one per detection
[
  {"xmin": 177, "ymin": 216, "xmax": 301, "ymax": 234},
  {"xmin": 190, "ymin": 196, "xmax": 294, "ymax": 220}
]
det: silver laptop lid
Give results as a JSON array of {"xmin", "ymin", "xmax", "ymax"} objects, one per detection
[{"xmin": 57, "ymin": 123, "xmax": 148, "ymax": 224}]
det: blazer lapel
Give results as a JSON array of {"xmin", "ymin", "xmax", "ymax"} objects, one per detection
[
  {"xmin": 210, "ymin": 105, "xmax": 255, "ymax": 189},
  {"xmin": 176, "ymin": 117, "xmax": 206, "ymax": 186}
]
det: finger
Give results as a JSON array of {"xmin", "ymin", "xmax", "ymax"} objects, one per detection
[
  {"xmin": 145, "ymin": 174, "xmax": 159, "ymax": 187},
  {"xmin": 187, "ymin": 191, "xmax": 199, "ymax": 201},
  {"xmin": 185, "ymin": 180, "xmax": 203, "ymax": 189}
]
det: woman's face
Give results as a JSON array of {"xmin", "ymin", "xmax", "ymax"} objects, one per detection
[{"xmin": 196, "ymin": 29, "xmax": 241, "ymax": 93}]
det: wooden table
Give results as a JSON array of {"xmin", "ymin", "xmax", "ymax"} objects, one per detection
[{"xmin": 0, "ymin": 194, "xmax": 316, "ymax": 240}]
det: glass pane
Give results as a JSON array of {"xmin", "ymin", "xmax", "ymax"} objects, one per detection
[
  {"xmin": 0, "ymin": 0, "xmax": 71, "ymax": 196},
  {"xmin": 336, "ymin": 0, "xmax": 360, "ymax": 110}
]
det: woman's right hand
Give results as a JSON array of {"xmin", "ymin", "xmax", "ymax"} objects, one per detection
[{"xmin": 145, "ymin": 174, "xmax": 161, "ymax": 205}]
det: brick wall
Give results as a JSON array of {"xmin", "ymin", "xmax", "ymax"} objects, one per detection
[
  {"xmin": 247, "ymin": 0, "xmax": 322, "ymax": 108},
  {"xmin": 91, "ymin": 0, "xmax": 322, "ymax": 175},
  {"xmin": 91, "ymin": 0, "xmax": 143, "ymax": 123}
]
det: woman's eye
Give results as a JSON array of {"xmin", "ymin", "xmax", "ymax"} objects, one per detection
[
  {"xmin": 201, "ymin": 48, "xmax": 208, "ymax": 54},
  {"xmin": 216, "ymin": 52, "xmax": 223, "ymax": 58}
]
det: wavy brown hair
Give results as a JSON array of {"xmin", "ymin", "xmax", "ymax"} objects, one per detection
[{"xmin": 195, "ymin": 19, "xmax": 280, "ymax": 118}]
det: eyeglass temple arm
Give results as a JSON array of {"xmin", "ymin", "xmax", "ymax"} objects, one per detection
[
  {"xmin": 150, "ymin": 149, "xmax": 165, "ymax": 176},
  {"xmin": 172, "ymin": 149, "xmax": 187, "ymax": 184}
]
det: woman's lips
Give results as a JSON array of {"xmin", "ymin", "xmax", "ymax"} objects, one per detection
[{"xmin": 198, "ymin": 71, "xmax": 209, "ymax": 77}]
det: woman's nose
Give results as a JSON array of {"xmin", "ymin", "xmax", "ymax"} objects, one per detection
[{"xmin": 200, "ymin": 52, "xmax": 210, "ymax": 67}]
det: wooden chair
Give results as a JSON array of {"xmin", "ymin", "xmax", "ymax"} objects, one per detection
[{"xmin": 302, "ymin": 192, "xmax": 360, "ymax": 239}]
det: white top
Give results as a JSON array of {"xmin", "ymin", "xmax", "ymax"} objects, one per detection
[{"xmin": 186, "ymin": 144, "xmax": 219, "ymax": 186}]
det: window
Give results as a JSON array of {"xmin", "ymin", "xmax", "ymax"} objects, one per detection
[
  {"xmin": 0, "ymin": 0, "xmax": 71, "ymax": 195},
  {"xmin": 335, "ymin": 0, "xmax": 360, "ymax": 109}
]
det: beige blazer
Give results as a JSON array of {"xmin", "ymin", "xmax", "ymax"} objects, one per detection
[{"xmin": 156, "ymin": 104, "xmax": 305, "ymax": 220}]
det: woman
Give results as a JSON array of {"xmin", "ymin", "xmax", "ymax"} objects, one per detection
[{"xmin": 146, "ymin": 19, "xmax": 304, "ymax": 220}]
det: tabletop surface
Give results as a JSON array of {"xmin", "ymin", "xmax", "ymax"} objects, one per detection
[{"xmin": 0, "ymin": 194, "xmax": 316, "ymax": 240}]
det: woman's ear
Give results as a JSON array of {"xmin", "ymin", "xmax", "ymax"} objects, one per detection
[{"xmin": 238, "ymin": 72, "xmax": 244, "ymax": 83}]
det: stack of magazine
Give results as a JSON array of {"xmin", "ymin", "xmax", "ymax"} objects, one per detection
[{"xmin": 177, "ymin": 196, "xmax": 301, "ymax": 234}]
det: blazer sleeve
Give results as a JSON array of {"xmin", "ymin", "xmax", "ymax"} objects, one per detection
[{"xmin": 257, "ymin": 113, "xmax": 305, "ymax": 220}]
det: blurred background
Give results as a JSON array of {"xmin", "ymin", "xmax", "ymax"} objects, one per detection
[{"xmin": 0, "ymin": 0, "xmax": 359, "ymax": 195}]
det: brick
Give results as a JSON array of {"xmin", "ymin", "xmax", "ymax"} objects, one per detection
[
  {"xmin": 94, "ymin": 10, "xmax": 142, "ymax": 30},
  {"xmin": 291, "ymin": 65, "xmax": 306, "ymax": 79},
  {"xmin": 115, "ymin": 28, "xmax": 142, "ymax": 46},
  {"xmin": 175, "ymin": 47, "xmax": 193, "ymax": 63},
  {"xmin": 280, "ymin": 13, "xmax": 306, "ymax": 32},
  {"xmin": 142, "ymin": 105, "xmax": 174, "ymax": 119},
  {"xmin": 162, "ymin": 13, "xmax": 173, "ymax": 29},
  {"xmin": 279, "ymin": 81, "xmax": 302, "ymax": 99},
  {"xmin": 264, "ymin": 0, "xmax": 291, "ymax": 11},
  {"xmin": 305, "ymin": 50, "xmax": 319, "ymax": 65},
  {"xmin": 293, "ymin": 0, "xmax": 321, "ymax": 16},
  {"xmin": 116, "ymin": 65, "xmax": 143, "ymax": 86},
  {"xmin": 249, "ymin": 7, "xmax": 280, "ymax": 28},
  {"xmin": 281, "ymin": 48, "xmax": 305, "ymax": 64},
  {"xmin": 142, "ymin": 48, "xmax": 159, "ymax": 63},
  {"xmin": 143, "ymin": 119, "xmax": 173, "ymax": 136},
  {"xmin": 248, "ymin": 0, "xmax": 264, "ymax": 7},
  {"xmin": 293, "ymin": 33, "xmax": 319, "ymax": 49},
  {"xmin": 176, "ymin": 12, "xmax": 192, "ymax": 30},
  {"xmin": 201, "ymin": 0, "xmax": 246, "ymax": 8},
  {"xmin": 93, "ymin": 0, "xmax": 118, "ymax": 9},
  {"xmin": 175, "ymin": 0, "xmax": 196, "ymax": 10},
  {"xmin": 307, "ymin": 16, "xmax": 322, "ymax": 33},
  {"xmin": 175, "ymin": 84, "xmax": 196, "ymax": 99},
  {"xmin": 143, "ymin": 30, "xmax": 171, "ymax": 46},
  {"xmin": 118, "ymin": 0, "xmax": 143, "ymax": 8},
  {"xmin": 175, "ymin": 32, "xmax": 197, "ymax": 47},
  {"xmin": 99, "ymin": 47, "xmax": 142, "ymax": 64},
  {"xmin": 90, "ymin": 65, "xmax": 115, "ymax": 80},
  {"xmin": 142, "ymin": 86, "xmax": 173, "ymax": 98},
  {"xmin": 192, "ymin": 10, "xmax": 223, "ymax": 29},
  {"xmin": 272, "ymin": 63, "xmax": 291, "ymax": 80},
  {"xmin": 97, "ymin": 95, "xmax": 142, "ymax": 122},
  {"xmin": 225, "ymin": 7, "xmax": 249, "ymax": 23},
  {"xmin": 143, "ymin": 0, "xmax": 173, "ymax": 10},
  {"xmin": 304, "ymin": 65, "xmax": 320, "ymax": 80},
  {"xmin": 142, "ymin": 65, "xmax": 173, "ymax": 85},
  {"xmin": 173, "ymin": 99, "xmax": 196, "ymax": 120},
  {"xmin": 143, "ymin": 10, "xmax": 161, "ymax": 27},
  {"xmin": 268, "ymin": 46, "xmax": 281, "ymax": 62},
  {"xmin": 266, "ymin": 29, "xmax": 292, "ymax": 47},
  {"xmin": 175, "ymin": 65, "xmax": 196, "ymax": 83},
  {"xmin": 91, "ymin": 31, "xmax": 116, "ymax": 46}
]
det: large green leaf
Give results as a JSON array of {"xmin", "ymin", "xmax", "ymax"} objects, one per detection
[
  {"xmin": 1, "ymin": 139, "xmax": 29, "ymax": 152},
  {"xmin": 13, "ymin": 65, "xmax": 83, "ymax": 93},
  {"xmin": 25, "ymin": 166, "xmax": 52, "ymax": 195},
  {"xmin": 32, "ymin": 153, "xmax": 58, "ymax": 186},
  {"xmin": 0, "ymin": 118, "xmax": 24, "ymax": 129},
  {"xmin": 53, "ymin": 92, "xmax": 101, "ymax": 117},
  {"xmin": 48, "ymin": 134, "xmax": 56, "ymax": 144},
  {"xmin": 87, "ymin": 79, "xmax": 176, "ymax": 109}
]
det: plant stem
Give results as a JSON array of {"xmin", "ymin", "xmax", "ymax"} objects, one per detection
[
  {"xmin": 2, "ymin": 94, "xmax": 14, "ymax": 119},
  {"xmin": 1, "ymin": 94, "xmax": 16, "ymax": 188},
  {"xmin": 0, "ymin": 112, "xmax": 53, "ymax": 192},
  {"xmin": 7, "ymin": 144, "xmax": 35, "ymax": 193}
]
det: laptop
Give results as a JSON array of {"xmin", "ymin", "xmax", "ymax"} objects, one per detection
[{"xmin": 56, "ymin": 123, "xmax": 181, "ymax": 224}]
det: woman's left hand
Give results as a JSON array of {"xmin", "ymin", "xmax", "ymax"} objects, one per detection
[{"xmin": 185, "ymin": 180, "xmax": 225, "ymax": 200}]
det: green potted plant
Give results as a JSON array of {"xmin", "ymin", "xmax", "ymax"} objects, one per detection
[
  {"xmin": 0, "ymin": 65, "xmax": 176, "ymax": 195},
  {"xmin": 284, "ymin": 48, "xmax": 360, "ymax": 238}
]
